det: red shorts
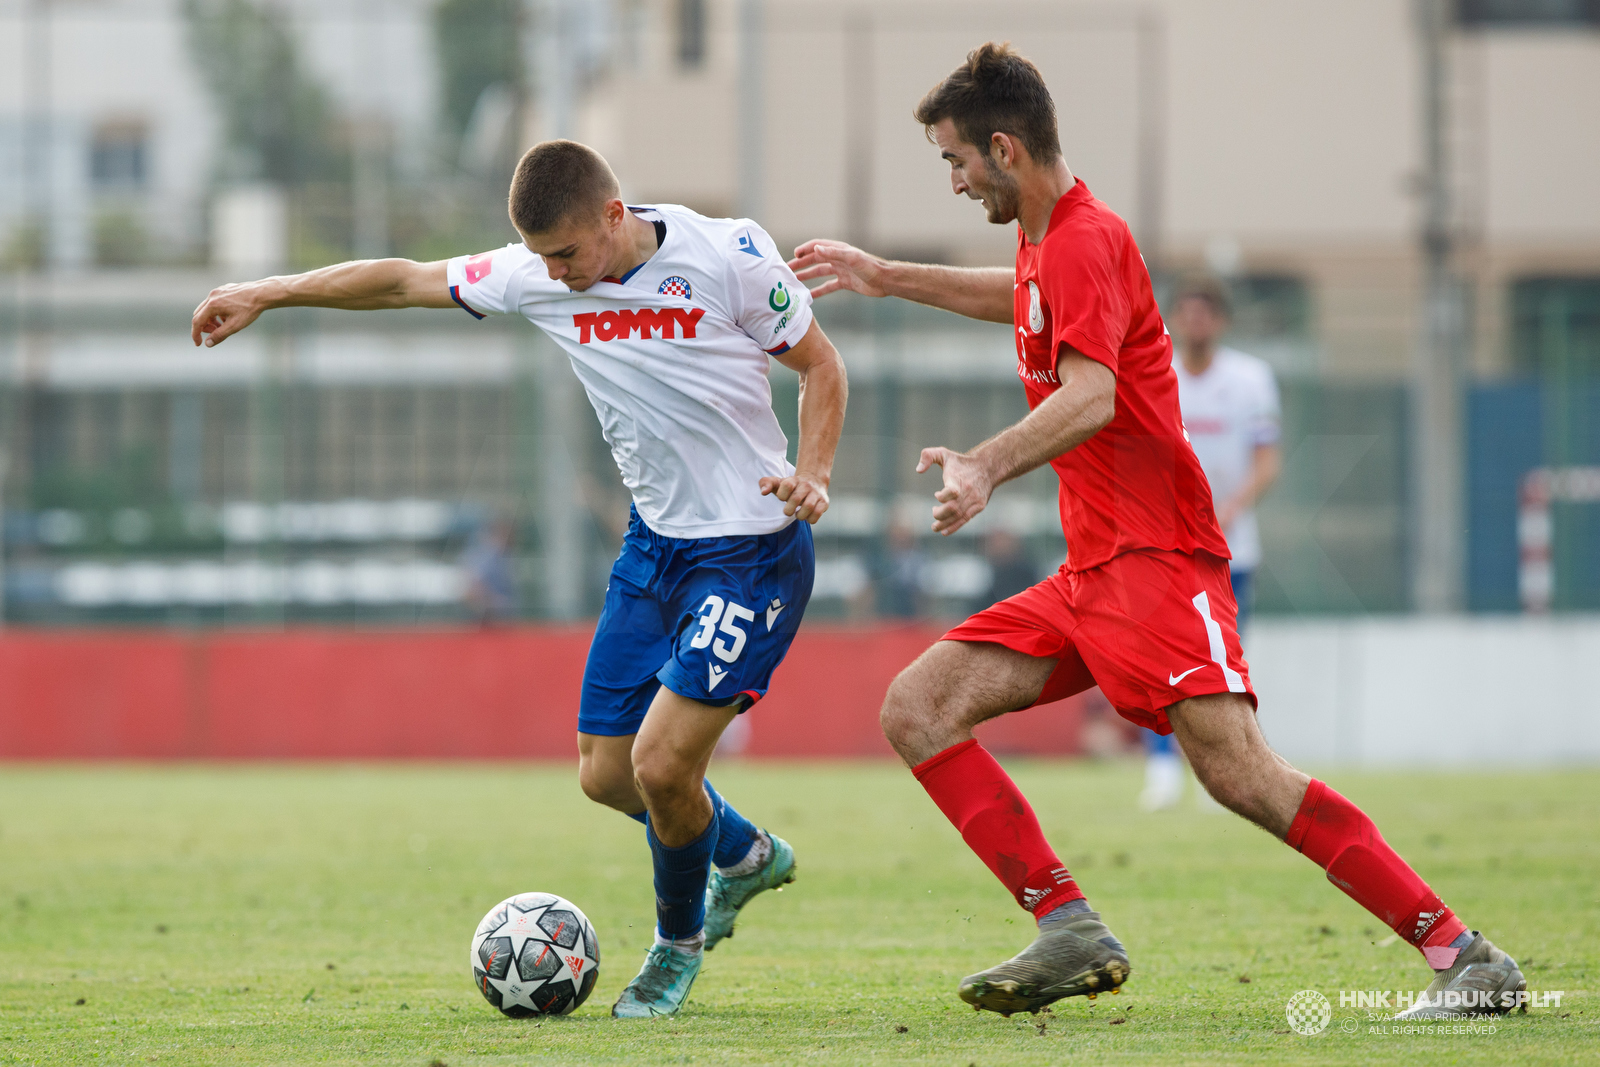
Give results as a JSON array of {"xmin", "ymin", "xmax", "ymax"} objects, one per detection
[{"xmin": 942, "ymin": 548, "xmax": 1254, "ymax": 735}]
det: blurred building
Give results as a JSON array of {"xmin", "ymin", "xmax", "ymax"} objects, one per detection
[{"xmin": 1, "ymin": 0, "xmax": 1597, "ymax": 624}]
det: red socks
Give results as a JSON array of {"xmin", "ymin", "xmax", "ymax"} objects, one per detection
[
  {"xmin": 1288, "ymin": 779, "xmax": 1469, "ymax": 968},
  {"xmin": 911, "ymin": 745, "xmax": 1467, "ymax": 968},
  {"xmin": 912, "ymin": 739, "xmax": 1085, "ymax": 919}
]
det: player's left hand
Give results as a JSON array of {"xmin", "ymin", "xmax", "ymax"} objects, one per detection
[
  {"xmin": 917, "ymin": 447, "xmax": 993, "ymax": 536},
  {"xmin": 759, "ymin": 473, "xmax": 831, "ymax": 524},
  {"xmin": 191, "ymin": 280, "xmax": 273, "ymax": 347}
]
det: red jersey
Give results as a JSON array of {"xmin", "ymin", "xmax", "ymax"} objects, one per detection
[{"xmin": 1014, "ymin": 180, "xmax": 1229, "ymax": 572}]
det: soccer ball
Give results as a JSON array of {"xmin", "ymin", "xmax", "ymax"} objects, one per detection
[{"xmin": 470, "ymin": 892, "xmax": 600, "ymax": 1017}]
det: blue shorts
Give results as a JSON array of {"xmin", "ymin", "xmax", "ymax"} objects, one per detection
[{"xmin": 577, "ymin": 509, "xmax": 815, "ymax": 737}]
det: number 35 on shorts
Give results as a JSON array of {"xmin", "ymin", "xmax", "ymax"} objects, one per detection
[{"xmin": 687, "ymin": 595, "xmax": 758, "ymax": 663}]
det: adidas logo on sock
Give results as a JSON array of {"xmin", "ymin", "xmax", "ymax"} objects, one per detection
[
  {"xmin": 1414, "ymin": 910, "xmax": 1442, "ymax": 941},
  {"xmin": 1021, "ymin": 887, "xmax": 1049, "ymax": 909}
]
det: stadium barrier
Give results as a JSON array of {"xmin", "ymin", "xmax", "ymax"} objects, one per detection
[{"xmin": 0, "ymin": 627, "xmax": 1088, "ymax": 760}]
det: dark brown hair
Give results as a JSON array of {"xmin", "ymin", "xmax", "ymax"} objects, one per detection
[
  {"xmin": 1175, "ymin": 273, "xmax": 1232, "ymax": 318},
  {"xmin": 507, "ymin": 140, "xmax": 620, "ymax": 235},
  {"xmin": 913, "ymin": 42, "xmax": 1061, "ymax": 163}
]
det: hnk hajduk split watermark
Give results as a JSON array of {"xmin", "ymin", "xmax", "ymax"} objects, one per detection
[{"xmin": 1284, "ymin": 988, "xmax": 1566, "ymax": 1036}]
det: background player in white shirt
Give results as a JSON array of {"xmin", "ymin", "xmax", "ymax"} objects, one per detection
[
  {"xmin": 190, "ymin": 140, "xmax": 847, "ymax": 1017},
  {"xmin": 1140, "ymin": 274, "xmax": 1282, "ymax": 810}
]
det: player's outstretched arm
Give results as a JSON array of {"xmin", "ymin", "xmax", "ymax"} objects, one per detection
[
  {"xmin": 917, "ymin": 350, "xmax": 1114, "ymax": 535},
  {"xmin": 191, "ymin": 258, "xmax": 453, "ymax": 347},
  {"xmin": 787, "ymin": 239, "xmax": 1013, "ymax": 324},
  {"xmin": 760, "ymin": 320, "xmax": 848, "ymax": 524}
]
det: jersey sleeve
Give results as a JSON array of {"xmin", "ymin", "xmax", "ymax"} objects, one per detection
[
  {"xmin": 724, "ymin": 222, "xmax": 814, "ymax": 355},
  {"xmin": 444, "ymin": 243, "xmax": 536, "ymax": 319},
  {"xmin": 1037, "ymin": 231, "xmax": 1131, "ymax": 373}
]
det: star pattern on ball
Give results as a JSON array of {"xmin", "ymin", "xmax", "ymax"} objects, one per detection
[{"xmin": 471, "ymin": 893, "xmax": 600, "ymax": 1017}]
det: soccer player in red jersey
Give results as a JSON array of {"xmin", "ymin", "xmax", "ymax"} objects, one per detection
[{"xmin": 790, "ymin": 43, "xmax": 1522, "ymax": 1020}]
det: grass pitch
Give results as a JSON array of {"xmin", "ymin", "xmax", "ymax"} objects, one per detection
[{"xmin": 1, "ymin": 760, "xmax": 1595, "ymax": 1066}]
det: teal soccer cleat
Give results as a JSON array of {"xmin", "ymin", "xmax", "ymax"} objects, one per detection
[
  {"xmin": 703, "ymin": 832, "xmax": 797, "ymax": 951},
  {"xmin": 611, "ymin": 944, "xmax": 703, "ymax": 1018}
]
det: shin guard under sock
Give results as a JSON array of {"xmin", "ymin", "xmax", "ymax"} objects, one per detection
[
  {"xmin": 646, "ymin": 805, "xmax": 719, "ymax": 941},
  {"xmin": 913, "ymin": 739, "xmax": 1085, "ymax": 919},
  {"xmin": 1287, "ymin": 779, "xmax": 1469, "ymax": 968}
]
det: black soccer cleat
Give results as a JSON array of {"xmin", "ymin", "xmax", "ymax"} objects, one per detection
[{"xmin": 958, "ymin": 910, "xmax": 1132, "ymax": 1016}]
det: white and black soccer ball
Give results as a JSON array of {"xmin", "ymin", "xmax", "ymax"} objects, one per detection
[{"xmin": 470, "ymin": 892, "xmax": 600, "ymax": 1017}]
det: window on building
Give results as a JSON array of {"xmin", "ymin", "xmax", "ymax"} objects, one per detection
[
  {"xmin": 677, "ymin": 0, "xmax": 707, "ymax": 69},
  {"xmin": 1459, "ymin": 0, "xmax": 1600, "ymax": 27},
  {"xmin": 90, "ymin": 120, "xmax": 148, "ymax": 189},
  {"xmin": 1510, "ymin": 277, "xmax": 1600, "ymax": 378},
  {"xmin": 1229, "ymin": 275, "xmax": 1312, "ymax": 341}
]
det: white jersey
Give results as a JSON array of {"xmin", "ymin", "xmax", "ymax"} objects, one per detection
[
  {"xmin": 446, "ymin": 205, "xmax": 814, "ymax": 539},
  {"xmin": 1172, "ymin": 346, "xmax": 1280, "ymax": 570}
]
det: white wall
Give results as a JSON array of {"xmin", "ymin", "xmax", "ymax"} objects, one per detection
[{"xmin": 1250, "ymin": 616, "xmax": 1600, "ymax": 767}]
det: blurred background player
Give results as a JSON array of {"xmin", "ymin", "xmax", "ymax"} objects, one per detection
[
  {"xmin": 1140, "ymin": 275, "xmax": 1282, "ymax": 810},
  {"xmin": 190, "ymin": 140, "xmax": 847, "ymax": 1018},
  {"xmin": 869, "ymin": 520, "xmax": 928, "ymax": 620},
  {"xmin": 791, "ymin": 42, "xmax": 1523, "ymax": 1023},
  {"xmin": 977, "ymin": 528, "xmax": 1039, "ymax": 612},
  {"xmin": 460, "ymin": 515, "xmax": 518, "ymax": 625}
]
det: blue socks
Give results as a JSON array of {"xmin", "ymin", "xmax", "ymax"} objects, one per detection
[
  {"xmin": 702, "ymin": 779, "xmax": 760, "ymax": 869},
  {"xmin": 622, "ymin": 778, "xmax": 760, "ymax": 942},
  {"xmin": 623, "ymin": 778, "xmax": 760, "ymax": 867},
  {"xmin": 647, "ymin": 803, "xmax": 719, "ymax": 942}
]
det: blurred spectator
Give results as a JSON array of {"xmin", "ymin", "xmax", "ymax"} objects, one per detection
[
  {"xmin": 977, "ymin": 528, "xmax": 1039, "ymax": 610},
  {"xmin": 871, "ymin": 521, "xmax": 928, "ymax": 620},
  {"xmin": 461, "ymin": 517, "xmax": 518, "ymax": 625},
  {"xmin": 1141, "ymin": 275, "xmax": 1282, "ymax": 811}
]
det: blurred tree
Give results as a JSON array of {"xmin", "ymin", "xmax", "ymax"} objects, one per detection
[
  {"xmin": 182, "ymin": 0, "xmax": 348, "ymax": 184},
  {"xmin": 93, "ymin": 210, "xmax": 150, "ymax": 268},
  {"xmin": 434, "ymin": 0, "xmax": 523, "ymax": 150},
  {"xmin": 1, "ymin": 219, "xmax": 47, "ymax": 272}
]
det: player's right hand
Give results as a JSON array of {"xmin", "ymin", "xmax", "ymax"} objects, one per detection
[
  {"xmin": 916, "ymin": 447, "xmax": 994, "ymax": 536},
  {"xmin": 788, "ymin": 240, "xmax": 888, "ymax": 300},
  {"xmin": 191, "ymin": 281, "xmax": 271, "ymax": 347}
]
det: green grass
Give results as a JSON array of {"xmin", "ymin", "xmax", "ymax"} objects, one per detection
[{"xmin": 0, "ymin": 761, "xmax": 1595, "ymax": 1065}]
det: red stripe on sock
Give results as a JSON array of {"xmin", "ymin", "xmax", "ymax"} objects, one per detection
[
  {"xmin": 1288, "ymin": 779, "xmax": 1468, "ymax": 957},
  {"xmin": 913, "ymin": 740, "xmax": 1085, "ymax": 917}
]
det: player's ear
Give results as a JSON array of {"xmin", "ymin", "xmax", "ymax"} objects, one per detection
[{"xmin": 991, "ymin": 132, "xmax": 1017, "ymax": 170}]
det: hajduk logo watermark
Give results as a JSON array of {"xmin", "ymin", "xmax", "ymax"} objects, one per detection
[{"xmin": 1286, "ymin": 990, "xmax": 1332, "ymax": 1035}]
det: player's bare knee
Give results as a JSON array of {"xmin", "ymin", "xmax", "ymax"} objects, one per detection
[
  {"xmin": 879, "ymin": 671, "xmax": 922, "ymax": 744},
  {"xmin": 630, "ymin": 751, "xmax": 694, "ymax": 809},
  {"xmin": 577, "ymin": 761, "xmax": 633, "ymax": 809},
  {"xmin": 880, "ymin": 661, "xmax": 959, "ymax": 745}
]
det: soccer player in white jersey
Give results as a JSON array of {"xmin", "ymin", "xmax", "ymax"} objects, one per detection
[
  {"xmin": 191, "ymin": 140, "xmax": 848, "ymax": 1018},
  {"xmin": 1140, "ymin": 274, "xmax": 1282, "ymax": 810}
]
